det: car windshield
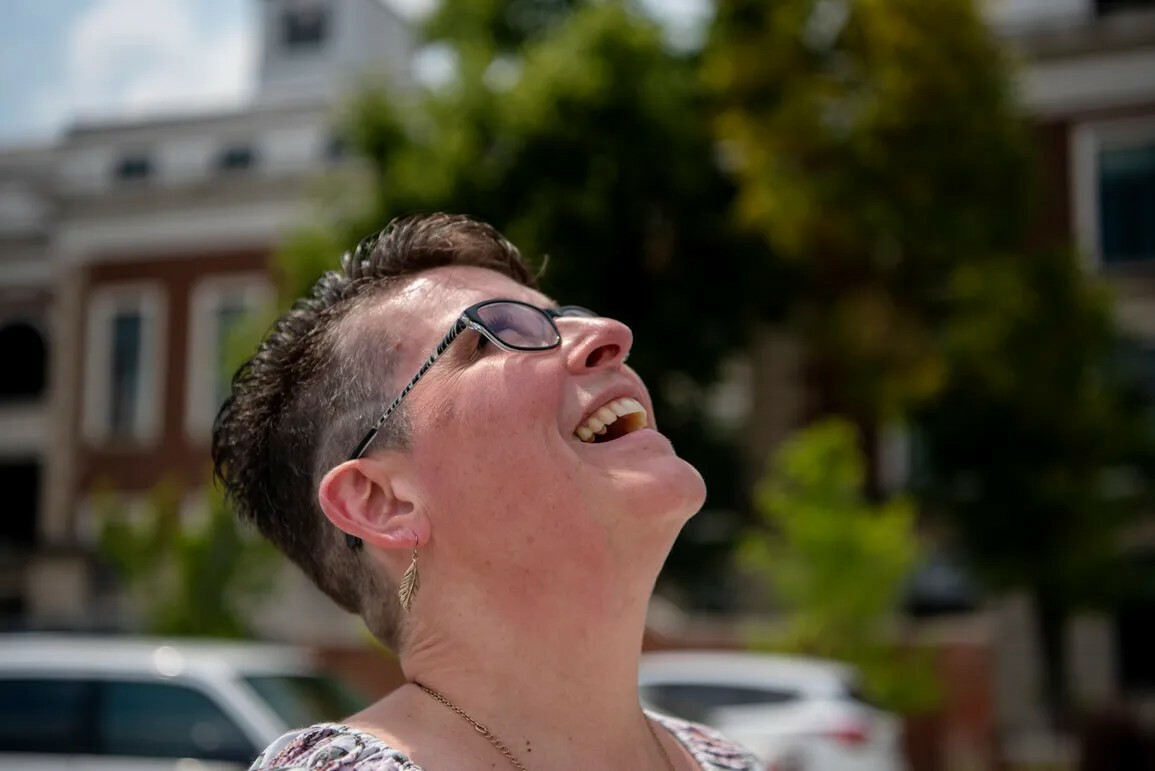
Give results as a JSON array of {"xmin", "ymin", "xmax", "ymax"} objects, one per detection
[
  {"xmin": 640, "ymin": 683, "xmax": 802, "ymax": 723},
  {"xmin": 243, "ymin": 674, "xmax": 367, "ymax": 726}
]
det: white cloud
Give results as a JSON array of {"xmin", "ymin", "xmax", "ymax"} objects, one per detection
[
  {"xmin": 60, "ymin": 0, "xmax": 255, "ymax": 123},
  {"xmin": 4, "ymin": 0, "xmax": 700, "ymax": 141}
]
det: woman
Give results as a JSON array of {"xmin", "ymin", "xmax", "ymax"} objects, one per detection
[{"xmin": 213, "ymin": 213, "xmax": 762, "ymax": 770}]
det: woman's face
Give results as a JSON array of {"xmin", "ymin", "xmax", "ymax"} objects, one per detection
[{"xmin": 373, "ymin": 265, "xmax": 706, "ymax": 581}]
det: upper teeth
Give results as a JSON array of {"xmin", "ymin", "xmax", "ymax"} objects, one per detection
[{"xmin": 574, "ymin": 397, "xmax": 648, "ymax": 442}]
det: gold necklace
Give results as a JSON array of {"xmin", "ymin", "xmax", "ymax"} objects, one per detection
[{"xmin": 413, "ymin": 681, "xmax": 678, "ymax": 771}]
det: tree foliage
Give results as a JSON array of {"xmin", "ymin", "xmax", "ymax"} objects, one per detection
[
  {"xmin": 425, "ymin": 0, "xmax": 582, "ymax": 63},
  {"xmin": 915, "ymin": 250, "xmax": 1153, "ymax": 601},
  {"xmin": 705, "ymin": 0, "xmax": 1034, "ymax": 418},
  {"xmin": 707, "ymin": 0, "xmax": 1155, "ymax": 718},
  {"xmin": 97, "ymin": 480, "xmax": 279, "ymax": 638},
  {"xmin": 741, "ymin": 419, "xmax": 936, "ymax": 713},
  {"xmin": 328, "ymin": 1, "xmax": 778, "ymax": 387},
  {"xmin": 910, "ymin": 245, "xmax": 1155, "ymax": 715}
]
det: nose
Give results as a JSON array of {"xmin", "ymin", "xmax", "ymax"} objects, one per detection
[{"xmin": 559, "ymin": 315, "xmax": 633, "ymax": 372}]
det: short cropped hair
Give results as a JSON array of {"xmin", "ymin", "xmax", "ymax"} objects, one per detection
[{"xmin": 212, "ymin": 213, "xmax": 538, "ymax": 650}]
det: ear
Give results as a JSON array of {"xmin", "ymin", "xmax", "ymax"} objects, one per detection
[{"xmin": 318, "ymin": 457, "xmax": 429, "ymax": 551}]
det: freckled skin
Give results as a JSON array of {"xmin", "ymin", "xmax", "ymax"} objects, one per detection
[
  {"xmin": 372, "ymin": 265, "xmax": 706, "ymax": 634},
  {"xmin": 316, "ymin": 264, "xmax": 722, "ymax": 771}
]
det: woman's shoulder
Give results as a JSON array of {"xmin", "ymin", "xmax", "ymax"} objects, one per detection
[
  {"xmin": 650, "ymin": 711, "xmax": 766, "ymax": 771},
  {"xmin": 248, "ymin": 723, "xmax": 423, "ymax": 771}
]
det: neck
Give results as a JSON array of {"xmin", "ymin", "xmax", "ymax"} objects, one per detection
[{"xmin": 393, "ymin": 526, "xmax": 680, "ymax": 770}]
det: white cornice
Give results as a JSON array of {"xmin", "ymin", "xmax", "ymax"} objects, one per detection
[
  {"xmin": 55, "ymin": 199, "xmax": 306, "ymax": 263},
  {"xmin": 1018, "ymin": 46, "xmax": 1155, "ymax": 116},
  {"xmin": 0, "ymin": 260, "xmax": 53, "ymax": 288},
  {"xmin": 66, "ymin": 98, "xmax": 332, "ymax": 144}
]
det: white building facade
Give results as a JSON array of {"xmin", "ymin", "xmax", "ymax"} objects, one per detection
[{"xmin": 0, "ymin": 0, "xmax": 413, "ymax": 640}]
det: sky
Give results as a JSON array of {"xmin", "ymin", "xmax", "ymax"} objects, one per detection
[
  {"xmin": 0, "ymin": 0, "xmax": 707, "ymax": 148},
  {"xmin": 2, "ymin": 0, "xmax": 258, "ymax": 145}
]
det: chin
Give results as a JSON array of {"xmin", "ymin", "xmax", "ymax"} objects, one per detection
[
  {"xmin": 621, "ymin": 456, "xmax": 707, "ymax": 521},
  {"xmin": 671, "ymin": 460, "xmax": 709, "ymax": 517}
]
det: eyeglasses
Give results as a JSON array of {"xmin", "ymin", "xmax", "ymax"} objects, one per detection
[
  {"xmin": 348, "ymin": 298, "xmax": 597, "ymax": 462},
  {"xmin": 342, "ymin": 298, "xmax": 596, "ymax": 549}
]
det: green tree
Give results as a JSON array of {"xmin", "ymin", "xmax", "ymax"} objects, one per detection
[
  {"xmin": 741, "ymin": 418, "xmax": 936, "ymax": 713},
  {"xmin": 98, "ymin": 480, "xmax": 279, "ymax": 638},
  {"xmin": 705, "ymin": 0, "xmax": 1033, "ymax": 420},
  {"xmin": 707, "ymin": 0, "xmax": 1155, "ymax": 721},
  {"xmin": 283, "ymin": 0, "xmax": 785, "ymax": 600},
  {"xmin": 424, "ymin": 0, "xmax": 583, "ymax": 66},
  {"xmin": 913, "ymin": 249, "xmax": 1155, "ymax": 719}
]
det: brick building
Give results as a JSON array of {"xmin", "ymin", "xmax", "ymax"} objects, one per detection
[{"xmin": 0, "ymin": 0, "xmax": 413, "ymax": 639}]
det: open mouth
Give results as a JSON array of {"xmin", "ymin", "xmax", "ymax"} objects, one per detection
[{"xmin": 574, "ymin": 397, "xmax": 650, "ymax": 444}]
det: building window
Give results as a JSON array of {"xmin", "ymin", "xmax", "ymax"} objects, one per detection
[
  {"xmin": 283, "ymin": 7, "xmax": 329, "ymax": 50},
  {"xmin": 115, "ymin": 154, "xmax": 153, "ymax": 182},
  {"xmin": 0, "ymin": 461, "xmax": 39, "ymax": 554},
  {"xmin": 84, "ymin": 284, "xmax": 165, "ymax": 444},
  {"xmin": 109, "ymin": 312, "xmax": 143, "ymax": 435},
  {"xmin": 1073, "ymin": 118, "xmax": 1155, "ymax": 269},
  {"xmin": 1099, "ymin": 144, "xmax": 1155, "ymax": 265},
  {"xmin": 1116, "ymin": 551, "xmax": 1155, "ymax": 690},
  {"xmin": 0, "ymin": 320, "xmax": 46, "ymax": 401},
  {"xmin": 185, "ymin": 276, "xmax": 272, "ymax": 440},
  {"xmin": 1096, "ymin": 0, "xmax": 1155, "ymax": 15},
  {"xmin": 217, "ymin": 144, "xmax": 256, "ymax": 172}
]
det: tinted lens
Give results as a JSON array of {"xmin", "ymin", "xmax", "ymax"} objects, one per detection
[{"xmin": 475, "ymin": 302, "xmax": 560, "ymax": 349}]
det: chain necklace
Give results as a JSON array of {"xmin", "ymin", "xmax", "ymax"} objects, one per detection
[{"xmin": 413, "ymin": 681, "xmax": 678, "ymax": 771}]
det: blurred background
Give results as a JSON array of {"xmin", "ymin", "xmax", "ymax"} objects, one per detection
[{"xmin": 1, "ymin": 0, "xmax": 1154, "ymax": 769}]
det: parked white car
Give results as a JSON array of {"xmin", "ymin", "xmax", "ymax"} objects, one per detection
[
  {"xmin": 0, "ymin": 635, "xmax": 367, "ymax": 770},
  {"xmin": 639, "ymin": 650, "xmax": 907, "ymax": 771}
]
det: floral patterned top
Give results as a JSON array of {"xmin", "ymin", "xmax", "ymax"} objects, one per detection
[{"xmin": 249, "ymin": 711, "xmax": 764, "ymax": 771}]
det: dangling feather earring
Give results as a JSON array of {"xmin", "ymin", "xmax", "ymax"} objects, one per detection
[{"xmin": 398, "ymin": 547, "xmax": 420, "ymax": 611}]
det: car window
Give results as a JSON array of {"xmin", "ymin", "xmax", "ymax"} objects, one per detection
[
  {"xmin": 0, "ymin": 677, "xmax": 93, "ymax": 753},
  {"xmin": 243, "ymin": 674, "xmax": 367, "ymax": 727},
  {"xmin": 98, "ymin": 680, "xmax": 255, "ymax": 763},
  {"xmin": 641, "ymin": 683, "xmax": 801, "ymax": 722}
]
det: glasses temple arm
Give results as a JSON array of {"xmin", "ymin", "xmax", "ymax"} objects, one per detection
[{"xmin": 348, "ymin": 317, "xmax": 469, "ymax": 460}]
